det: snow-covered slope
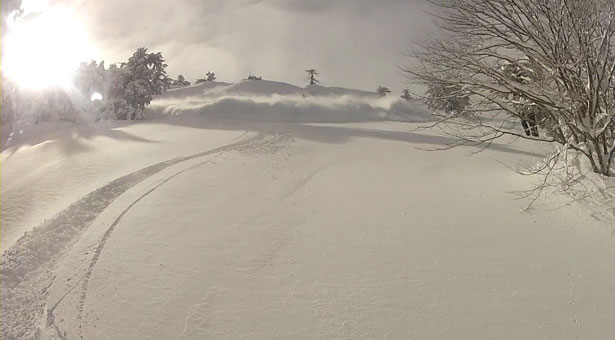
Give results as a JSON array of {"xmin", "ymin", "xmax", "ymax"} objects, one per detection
[
  {"xmin": 220, "ymin": 79, "xmax": 304, "ymax": 96},
  {"xmin": 305, "ymin": 83, "xmax": 377, "ymax": 97},
  {"xmin": 0, "ymin": 120, "xmax": 250, "ymax": 249},
  {"xmin": 162, "ymin": 80, "xmax": 377, "ymax": 99},
  {"xmin": 148, "ymin": 80, "xmax": 435, "ymax": 123},
  {"xmin": 162, "ymin": 81, "xmax": 232, "ymax": 98},
  {"xmin": 2, "ymin": 117, "xmax": 614, "ymax": 340}
]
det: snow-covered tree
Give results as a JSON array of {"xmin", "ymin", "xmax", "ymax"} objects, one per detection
[
  {"xmin": 172, "ymin": 74, "xmax": 190, "ymax": 86},
  {"xmin": 305, "ymin": 69, "xmax": 319, "ymax": 85},
  {"xmin": 1, "ymin": 76, "xmax": 18, "ymax": 130},
  {"xmin": 247, "ymin": 73, "xmax": 262, "ymax": 80},
  {"xmin": 1, "ymin": 0, "xmax": 22, "ymax": 129},
  {"xmin": 496, "ymin": 60, "xmax": 553, "ymax": 138},
  {"xmin": 100, "ymin": 64, "xmax": 132, "ymax": 120},
  {"xmin": 196, "ymin": 72, "xmax": 216, "ymax": 84},
  {"xmin": 404, "ymin": 0, "xmax": 615, "ymax": 176},
  {"xmin": 124, "ymin": 48, "xmax": 170, "ymax": 101},
  {"xmin": 74, "ymin": 60, "xmax": 106, "ymax": 110},
  {"xmin": 376, "ymin": 85, "xmax": 392, "ymax": 97},
  {"xmin": 401, "ymin": 89, "xmax": 413, "ymax": 100},
  {"xmin": 42, "ymin": 88, "xmax": 78, "ymax": 122},
  {"xmin": 424, "ymin": 83, "xmax": 469, "ymax": 115},
  {"xmin": 102, "ymin": 48, "xmax": 170, "ymax": 120}
]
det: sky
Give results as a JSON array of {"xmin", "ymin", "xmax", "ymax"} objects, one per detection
[{"xmin": 16, "ymin": 0, "xmax": 433, "ymax": 94}]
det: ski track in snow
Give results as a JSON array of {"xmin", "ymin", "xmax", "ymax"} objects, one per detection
[
  {"xmin": 75, "ymin": 153, "xmax": 226, "ymax": 335},
  {"xmin": 1, "ymin": 131, "xmax": 265, "ymax": 340}
]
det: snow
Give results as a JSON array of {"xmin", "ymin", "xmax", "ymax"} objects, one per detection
[
  {"xmin": 2, "ymin": 85, "xmax": 615, "ymax": 339},
  {"xmin": 222, "ymin": 79, "xmax": 304, "ymax": 96},
  {"xmin": 1, "ymin": 120, "xmax": 252, "ymax": 250},
  {"xmin": 148, "ymin": 80, "xmax": 435, "ymax": 123},
  {"xmin": 163, "ymin": 81, "xmax": 232, "ymax": 98}
]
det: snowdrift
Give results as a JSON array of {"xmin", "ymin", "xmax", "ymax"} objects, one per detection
[
  {"xmin": 163, "ymin": 81, "xmax": 232, "ymax": 98},
  {"xmin": 148, "ymin": 80, "xmax": 436, "ymax": 123}
]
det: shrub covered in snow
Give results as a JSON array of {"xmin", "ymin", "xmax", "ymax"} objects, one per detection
[
  {"xmin": 1, "ymin": 76, "xmax": 79, "ymax": 138},
  {"xmin": 401, "ymin": 89, "xmax": 413, "ymax": 100},
  {"xmin": 376, "ymin": 85, "xmax": 391, "ymax": 97},
  {"xmin": 196, "ymin": 72, "xmax": 216, "ymax": 84},
  {"xmin": 247, "ymin": 73, "xmax": 263, "ymax": 81},
  {"xmin": 172, "ymin": 74, "xmax": 191, "ymax": 86}
]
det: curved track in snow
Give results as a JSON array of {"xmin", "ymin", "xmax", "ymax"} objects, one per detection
[
  {"xmin": 3, "ymin": 121, "xmax": 615, "ymax": 340},
  {"xmin": 1, "ymin": 131, "xmax": 263, "ymax": 340}
]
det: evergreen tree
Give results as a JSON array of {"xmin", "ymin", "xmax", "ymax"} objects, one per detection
[
  {"xmin": 1, "ymin": 76, "xmax": 17, "ymax": 130},
  {"xmin": 401, "ymin": 89, "xmax": 413, "ymax": 100},
  {"xmin": 74, "ymin": 60, "xmax": 106, "ymax": 103},
  {"xmin": 102, "ymin": 48, "xmax": 170, "ymax": 120},
  {"xmin": 196, "ymin": 72, "xmax": 217, "ymax": 84},
  {"xmin": 305, "ymin": 69, "xmax": 319, "ymax": 85},
  {"xmin": 376, "ymin": 85, "xmax": 392, "ymax": 97},
  {"xmin": 172, "ymin": 74, "xmax": 190, "ymax": 86}
]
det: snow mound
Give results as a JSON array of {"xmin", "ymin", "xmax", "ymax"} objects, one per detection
[
  {"xmin": 149, "ymin": 94, "xmax": 435, "ymax": 123},
  {"xmin": 305, "ymin": 84, "xmax": 377, "ymax": 97},
  {"xmin": 218, "ymin": 79, "xmax": 304, "ymax": 96},
  {"xmin": 150, "ymin": 80, "xmax": 436, "ymax": 123},
  {"xmin": 162, "ymin": 81, "xmax": 231, "ymax": 98}
]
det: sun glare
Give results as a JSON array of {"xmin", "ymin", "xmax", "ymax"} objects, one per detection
[
  {"xmin": 90, "ymin": 92, "xmax": 103, "ymax": 101},
  {"xmin": 2, "ymin": 6, "xmax": 97, "ymax": 90}
]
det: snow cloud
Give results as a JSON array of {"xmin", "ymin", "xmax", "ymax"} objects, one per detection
[{"xmin": 20, "ymin": 0, "xmax": 431, "ymax": 93}]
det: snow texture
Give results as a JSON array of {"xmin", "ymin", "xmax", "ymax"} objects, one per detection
[
  {"xmin": 148, "ymin": 80, "xmax": 434, "ymax": 123},
  {"xmin": 2, "ymin": 86, "xmax": 614, "ymax": 340}
]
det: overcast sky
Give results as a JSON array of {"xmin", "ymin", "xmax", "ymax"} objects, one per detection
[{"xmin": 24, "ymin": 0, "xmax": 432, "ymax": 93}]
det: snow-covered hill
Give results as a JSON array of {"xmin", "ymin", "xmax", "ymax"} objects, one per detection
[
  {"xmin": 163, "ymin": 81, "xmax": 232, "ymax": 98},
  {"xmin": 148, "ymin": 79, "xmax": 434, "ymax": 123},
  {"xmin": 163, "ymin": 80, "xmax": 378, "ymax": 98}
]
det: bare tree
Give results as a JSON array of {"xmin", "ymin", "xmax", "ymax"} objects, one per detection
[
  {"xmin": 403, "ymin": 0, "xmax": 615, "ymax": 177},
  {"xmin": 305, "ymin": 69, "xmax": 319, "ymax": 85}
]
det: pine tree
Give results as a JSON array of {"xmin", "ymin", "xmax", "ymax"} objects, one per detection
[
  {"xmin": 305, "ymin": 69, "xmax": 319, "ymax": 85},
  {"xmin": 74, "ymin": 60, "xmax": 106, "ymax": 103},
  {"xmin": 196, "ymin": 72, "xmax": 217, "ymax": 84},
  {"xmin": 376, "ymin": 85, "xmax": 392, "ymax": 97},
  {"xmin": 102, "ymin": 48, "xmax": 170, "ymax": 120},
  {"xmin": 173, "ymin": 74, "xmax": 190, "ymax": 86},
  {"xmin": 1, "ymin": 76, "xmax": 17, "ymax": 130}
]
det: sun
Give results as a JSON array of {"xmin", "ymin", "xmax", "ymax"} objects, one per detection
[{"xmin": 2, "ymin": 6, "xmax": 97, "ymax": 90}]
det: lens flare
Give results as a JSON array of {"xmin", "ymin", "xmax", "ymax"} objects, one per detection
[
  {"xmin": 90, "ymin": 92, "xmax": 103, "ymax": 101},
  {"xmin": 2, "ymin": 6, "xmax": 97, "ymax": 90}
]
